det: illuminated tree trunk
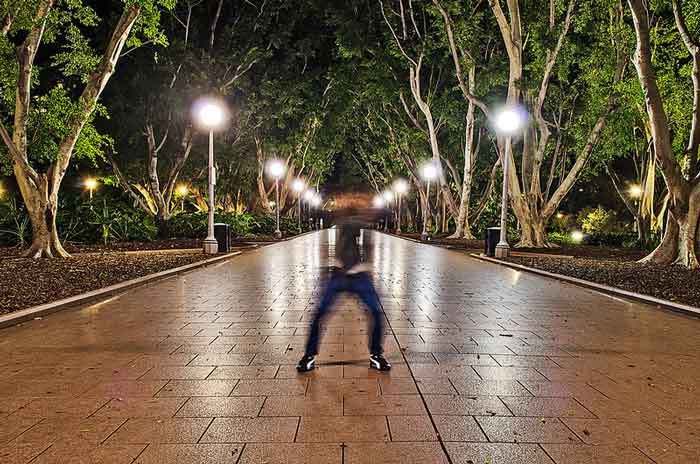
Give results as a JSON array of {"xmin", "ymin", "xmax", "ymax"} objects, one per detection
[
  {"xmin": 0, "ymin": 2, "xmax": 141, "ymax": 257},
  {"xmin": 630, "ymin": 0, "xmax": 700, "ymax": 268}
]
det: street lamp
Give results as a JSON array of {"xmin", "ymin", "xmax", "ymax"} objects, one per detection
[
  {"xmin": 420, "ymin": 162, "xmax": 438, "ymax": 241},
  {"xmin": 382, "ymin": 190, "xmax": 394, "ymax": 232},
  {"xmin": 304, "ymin": 189, "xmax": 316, "ymax": 230},
  {"xmin": 84, "ymin": 177, "xmax": 98, "ymax": 201},
  {"xmin": 292, "ymin": 178, "xmax": 305, "ymax": 233},
  {"xmin": 311, "ymin": 195, "xmax": 322, "ymax": 230},
  {"xmin": 393, "ymin": 178, "xmax": 408, "ymax": 234},
  {"xmin": 194, "ymin": 98, "xmax": 227, "ymax": 255},
  {"xmin": 266, "ymin": 159, "xmax": 286, "ymax": 239},
  {"xmin": 494, "ymin": 106, "xmax": 526, "ymax": 258}
]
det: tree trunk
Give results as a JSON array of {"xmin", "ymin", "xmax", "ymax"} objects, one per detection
[
  {"xmin": 17, "ymin": 175, "xmax": 68, "ymax": 258},
  {"xmin": 450, "ymin": 67, "xmax": 477, "ymax": 239},
  {"xmin": 630, "ymin": 0, "xmax": 699, "ymax": 267}
]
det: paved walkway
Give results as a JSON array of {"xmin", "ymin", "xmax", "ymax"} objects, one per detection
[{"xmin": 1, "ymin": 231, "xmax": 699, "ymax": 464}]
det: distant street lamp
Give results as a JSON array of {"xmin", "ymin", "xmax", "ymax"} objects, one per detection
[
  {"xmin": 292, "ymin": 178, "xmax": 305, "ymax": 233},
  {"xmin": 311, "ymin": 195, "xmax": 322, "ymax": 230},
  {"xmin": 382, "ymin": 190, "xmax": 394, "ymax": 232},
  {"xmin": 304, "ymin": 189, "xmax": 316, "ymax": 229},
  {"xmin": 393, "ymin": 179, "xmax": 408, "ymax": 234},
  {"xmin": 84, "ymin": 177, "xmax": 98, "ymax": 201},
  {"xmin": 571, "ymin": 230, "xmax": 584, "ymax": 243},
  {"xmin": 494, "ymin": 106, "xmax": 526, "ymax": 258},
  {"xmin": 266, "ymin": 159, "xmax": 286, "ymax": 239},
  {"xmin": 420, "ymin": 162, "xmax": 438, "ymax": 241},
  {"xmin": 194, "ymin": 98, "xmax": 227, "ymax": 255}
]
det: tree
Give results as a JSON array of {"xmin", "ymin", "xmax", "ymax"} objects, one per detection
[
  {"xmin": 0, "ymin": 0, "xmax": 173, "ymax": 257},
  {"xmin": 628, "ymin": 0, "xmax": 700, "ymax": 267}
]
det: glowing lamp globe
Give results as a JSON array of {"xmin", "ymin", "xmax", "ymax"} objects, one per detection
[
  {"xmin": 84, "ymin": 178, "xmax": 98, "ymax": 190},
  {"xmin": 267, "ymin": 160, "xmax": 286, "ymax": 178},
  {"xmin": 198, "ymin": 103, "xmax": 225, "ymax": 128},
  {"xmin": 495, "ymin": 108, "xmax": 525, "ymax": 134},
  {"xmin": 394, "ymin": 179, "xmax": 409, "ymax": 194},
  {"xmin": 422, "ymin": 163, "xmax": 438, "ymax": 181},
  {"xmin": 292, "ymin": 179, "xmax": 305, "ymax": 193}
]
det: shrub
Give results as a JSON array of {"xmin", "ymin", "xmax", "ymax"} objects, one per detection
[
  {"xmin": 580, "ymin": 207, "xmax": 618, "ymax": 236},
  {"xmin": 0, "ymin": 197, "xmax": 30, "ymax": 247}
]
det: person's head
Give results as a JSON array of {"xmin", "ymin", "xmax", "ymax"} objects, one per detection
[{"xmin": 332, "ymin": 192, "xmax": 378, "ymax": 221}]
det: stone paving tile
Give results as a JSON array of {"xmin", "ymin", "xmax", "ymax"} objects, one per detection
[
  {"xmin": 207, "ymin": 365, "xmax": 279, "ymax": 379},
  {"xmin": 476, "ymin": 416, "xmax": 580, "ymax": 443},
  {"xmin": 344, "ymin": 394, "xmax": 426, "ymax": 416},
  {"xmin": 432, "ymin": 415, "xmax": 488, "ymax": 442},
  {"xmin": 32, "ymin": 443, "xmax": 146, "ymax": 464},
  {"xmin": 0, "ymin": 416, "xmax": 43, "ymax": 445},
  {"xmin": 176, "ymin": 397, "xmax": 264, "ymax": 417},
  {"xmin": 156, "ymin": 380, "xmax": 237, "ymax": 397},
  {"xmin": 238, "ymin": 443, "xmax": 342, "ymax": 464},
  {"xmin": 200, "ymin": 417, "xmax": 299, "ymax": 443},
  {"xmin": 424, "ymin": 395, "xmax": 512, "ymax": 416},
  {"xmin": 500, "ymin": 396, "xmax": 596, "ymax": 418},
  {"xmin": 260, "ymin": 395, "xmax": 342, "ymax": 416},
  {"xmin": 106, "ymin": 418, "xmax": 211, "ymax": 444},
  {"xmin": 94, "ymin": 397, "xmax": 187, "ymax": 418},
  {"xmin": 445, "ymin": 442, "xmax": 555, "ymax": 464},
  {"xmin": 82, "ymin": 380, "xmax": 168, "ymax": 397},
  {"xmin": 0, "ymin": 442, "xmax": 51, "ymax": 464},
  {"xmin": 387, "ymin": 415, "xmax": 437, "ymax": 441},
  {"xmin": 451, "ymin": 379, "xmax": 532, "ymax": 396},
  {"xmin": 345, "ymin": 443, "xmax": 449, "ymax": 464},
  {"xmin": 134, "ymin": 444, "xmax": 243, "ymax": 464},
  {"xmin": 542, "ymin": 444, "xmax": 655, "ymax": 463},
  {"xmin": 139, "ymin": 366, "xmax": 215, "ymax": 380},
  {"xmin": 13, "ymin": 397, "xmax": 111, "ymax": 419},
  {"xmin": 296, "ymin": 416, "xmax": 390, "ymax": 442}
]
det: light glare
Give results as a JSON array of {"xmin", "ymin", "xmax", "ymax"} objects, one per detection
[
  {"xmin": 267, "ymin": 159, "xmax": 286, "ymax": 178},
  {"xmin": 292, "ymin": 179, "xmax": 305, "ymax": 193},
  {"xmin": 393, "ymin": 179, "xmax": 409, "ymax": 194},
  {"xmin": 571, "ymin": 231, "xmax": 584, "ymax": 243},
  {"xmin": 495, "ymin": 108, "xmax": 525, "ymax": 134}
]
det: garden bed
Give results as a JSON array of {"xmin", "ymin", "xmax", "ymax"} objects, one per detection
[
  {"xmin": 504, "ymin": 254, "xmax": 700, "ymax": 308},
  {"xmin": 0, "ymin": 250, "xmax": 217, "ymax": 315},
  {"xmin": 397, "ymin": 232, "xmax": 484, "ymax": 249}
]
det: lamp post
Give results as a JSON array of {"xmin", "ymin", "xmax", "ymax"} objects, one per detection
[
  {"xmin": 195, "ymin": 98, "xmax": 227, "ymax": 255},
  {"xmin": 84, "ymin": 178, "xmax": 98, "ymax": 201},
  {"xmin": 266, "ymin": 160, "xmax": 286, "ymax": 239},
  {"xmin": 292, "ymin": 179, "xmax": 305, "ymax": 233},
  {"xmin": 311, "ymin": 195, "xmax": 322, "ymax": 230},
  {"xmin": 304, "ymin": 189, "xmax": 315, "ymax": 230},
  {"xmin": 382, "ymin": 190, "xmax": 394, "ymax": 232},
  {"xmin": 420, "ymin": 163, "xmax": 438, "ymax": 241},
  {"xmin": 629, "ymin": 184, "xmax": 642, "ymax": 232},
  {"xmin": 494, "ymin": 107, "xmax": 526, "ymax": 258},
  {"xmin": 393, "ymin": 179, "xmax": 408, "ymax": 234}
]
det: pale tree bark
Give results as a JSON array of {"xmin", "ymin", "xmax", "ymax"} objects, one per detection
[
  {"xmin": 488, "ymin": 0, "xmax": 624, "ymax": 248},
  {"xmin": 450, "ymin": 66, "xmax": 477, "ymax": 239},
  {"xmin": 672, "ymin": 0, "xmax": 700, "ymax": 180},
  {"xmin": 380, "ymin": 0, "xmax": 460, "ymax": 221},
  {"xmin": 629, "ymin": 0, "xmax": 700, "ymax": 268},
  {"xmin": 0, "ymin": 2, "xmax": 141, "ymax": 258}
]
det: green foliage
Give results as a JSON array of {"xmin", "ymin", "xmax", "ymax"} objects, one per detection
[
  {"xmin": 580, "ymin": 206, "xmax": 618, "ymax": 236},
  {"xmin": 0, "ymin": 197, "xmax": 30, "ymax": 246}
]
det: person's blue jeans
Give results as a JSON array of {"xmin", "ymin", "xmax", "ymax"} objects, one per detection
[{"xmin": 305, "ymin": 270, "xmax": 385, "ymax": 356}]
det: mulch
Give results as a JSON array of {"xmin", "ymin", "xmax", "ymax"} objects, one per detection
[
  {"xmin": 505, "ymin": 255, "xmax": 700, "ymax": 308},
  {"xmin": 0, "ymin": 250, "xmax": 213, "ymax": 315}
]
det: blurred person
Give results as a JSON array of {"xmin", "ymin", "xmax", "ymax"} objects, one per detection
[{"xmin": 297, "ymin": 193, "xmax": 391, "ymax": 372}]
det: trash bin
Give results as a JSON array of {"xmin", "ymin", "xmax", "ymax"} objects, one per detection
[
  {"xmin": 485, "ymin": 227, "xmax": 500, "ymax": 257},
  {"xmin": 214, "ymin": 223, "xmax": 230, "ymax": 253}
]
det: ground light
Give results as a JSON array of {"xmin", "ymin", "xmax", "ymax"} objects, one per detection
[
  {"xmin": 571, "ymin": 230, "xmax": 584, "ymax": 243},
  {"xmin": 494, "ymin": 106, "xmax": 527, "ymax": 258},
  {"xmin": 629, "ymin": 184, "xmax": 642, "ymax": 198},
  {"xmin": 193, "ymin": 98, "xmax": 228, "ymax": 255},
  {"xmin": 176, "ymin": 185, "xmax": 189, "ymax": 211},
  {"xmin": 84, "ymin": 177, "xmax": 98, "ymax": 200}
]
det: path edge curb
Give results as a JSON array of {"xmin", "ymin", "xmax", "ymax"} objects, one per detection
[
  {"xmin": 0, "ymin": 250, "xmax": 245, "ymax": 330},
  {"xmin": 470, "ymin": 253, "xmax": 700, "ymax": 317}
]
